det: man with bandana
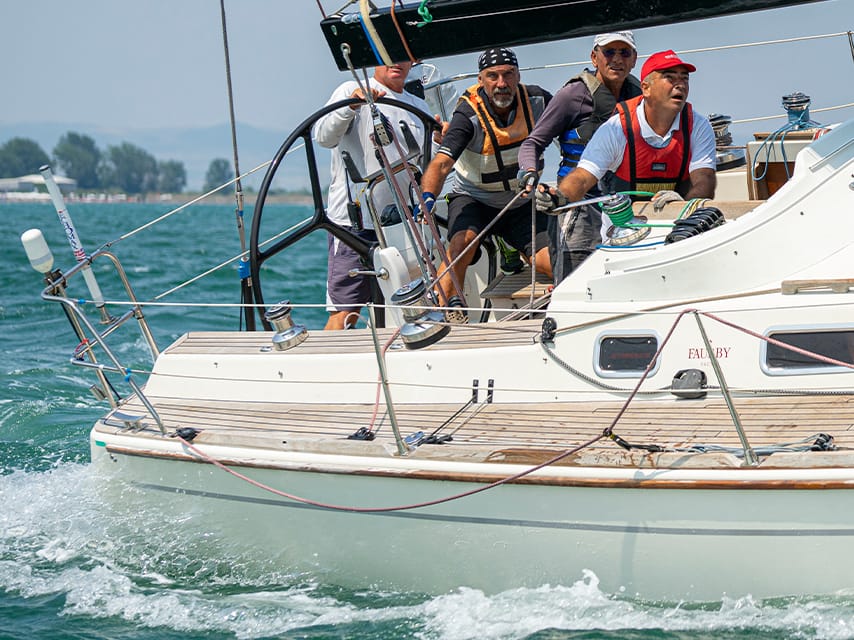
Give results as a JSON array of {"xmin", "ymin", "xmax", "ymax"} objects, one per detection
[{"xmin": 420, "ymin": 47, "xmax": 553, "ymax": 321}]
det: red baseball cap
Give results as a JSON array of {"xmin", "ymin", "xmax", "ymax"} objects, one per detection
[{"xmin": 641, "ymin": 50, "xmax": 696, "ymax": 79}]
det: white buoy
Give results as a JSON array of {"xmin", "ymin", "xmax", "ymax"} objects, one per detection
[{"xmin": 21, "ymin": 228, "xmax": 55, "ymax": 274}]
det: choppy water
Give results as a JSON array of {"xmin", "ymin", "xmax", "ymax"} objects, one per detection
[{"xmin": 3, "ymin": 201, "xmax": 854, "ymax": 639}]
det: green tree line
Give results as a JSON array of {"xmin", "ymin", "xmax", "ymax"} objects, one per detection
[{"xmin": 0, "ymin": 132, "xmax": 188, "ymax": 194}]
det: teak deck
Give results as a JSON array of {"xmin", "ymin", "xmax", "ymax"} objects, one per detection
[{"xmin": 96, "ymin": 322, "xmax": 854, "ymax": 466}]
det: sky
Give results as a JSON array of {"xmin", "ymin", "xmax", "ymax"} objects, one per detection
[{"xmin": 2, "ymin": 1, "xmax": 853, "ymax": 166}]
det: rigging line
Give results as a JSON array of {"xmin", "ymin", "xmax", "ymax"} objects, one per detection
[
  {"xmin": 218, "ymin": 0, "xmax": 247, "ymax": 253},
  {"xmin": 674, "ymin": 31, "xmax": 851, "ymax": 57},
  {"xmin": 442, "ymin": 401, "xmax": 489, "ymax": 440},
  {"xmin": 383, "ymin": 118, "xmax": 466, "ymax": 305},
  {"xmin": 152, "ymin": 215, "xmax": 313, "ymax": 301},
  {"xmin": 176, "ymin": 429, "xmax": 608, "ymax": 514},
  {"xmin": 114, "ymin": 144, "xmax": 303, "ymax": 244},
  {"xmin": 115, "ymin": 358, "xmax": 854, "ymax": 396},
  {"xmin": 360, "ymin": 0, "xmax": 393, "ymax": 66},
  {"xmin": 427, "ymin": 31, "xmax": 849, "ymax": 86},
  {"xmin": 539, "ymin": 339, "xmax": 665, "ymax": 395},
  {"xmin": 699, "ymin": 310, "xmax": 854, "ymax": 370},
  {"xmin": 426, "ymin": 190, "xmax": 527, "ymax": 293},
  {"xmin": 115, "ymin": 159, "xmax": 272, "ymax": 243},
  {"xmin": 406, "ymin": 0, "xmax": 597, "ymax": 24},
  {"xmin": 389, "ymin": 0, "xmax": 418, "ymax": 63},
  {"xmin": 733, "ymin": 102, "xmax": 854, "ymax": 125}
]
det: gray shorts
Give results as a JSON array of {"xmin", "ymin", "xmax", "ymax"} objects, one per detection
[
  {"xmin": 549, "ymin": 203, "xmax": 602, "ymax": 283},
  {"xmin": 446, "ymin": 193, "xmax": 549, "ymax": 257},
  {"xmin": 325, "ymin": 229, "xmax": 378, "ymax": 312}
]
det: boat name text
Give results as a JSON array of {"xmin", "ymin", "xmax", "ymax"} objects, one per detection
[{"xmin": 688, "ymin": 347, "xmax": 731, "ymax": 359}]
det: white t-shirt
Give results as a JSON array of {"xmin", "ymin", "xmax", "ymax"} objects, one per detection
[
  {"xmin": 313, "ymin": 78, "xmax": 433, "ymax": 228},
  {"xmin": 576, "ymin": 99, "xmax": 716, "ymax": 179}
]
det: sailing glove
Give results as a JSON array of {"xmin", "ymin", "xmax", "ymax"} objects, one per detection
[
  {"xmin": 517, "ymin": 168, "xmax": 539, "ymax": 190},
  {"xmin": 652, "ymin": 189, "xmax": 684, "ymax": 212},
  {"xmin": 535, "ymin": 184, "xmax": 567, "ymax": 214},
  {"xmin": 415, "ymin": 191, "xmax": 436, "ymax": 218}
]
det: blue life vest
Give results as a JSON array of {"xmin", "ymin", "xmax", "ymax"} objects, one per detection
[{"xmin": 557, "ymin": 71, "xmax": 641, "ymax": 178}]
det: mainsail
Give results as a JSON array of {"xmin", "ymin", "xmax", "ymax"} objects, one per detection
[{"xmin": 321, "ymin": 0, "xmax": 827, "ymax": 70}]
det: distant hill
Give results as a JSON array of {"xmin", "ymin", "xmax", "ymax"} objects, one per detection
[{"xmin": 0, "ymin": 121, "xmax": 332, "ymax": 192}]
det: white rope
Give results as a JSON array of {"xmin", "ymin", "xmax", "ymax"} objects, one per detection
[{"xmin": 360, "ymin": 0, "xmax": 393, "ymax": 65}]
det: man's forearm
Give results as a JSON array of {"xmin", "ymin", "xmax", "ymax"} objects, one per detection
[
  {"xmin": 558, "ymin": 167, "xmax": 598, "ymax": 203},
  {"xmin": 684, "ymin": 168, "xmax": 717, "ymax": 200},
  {"xmin": 420, "ymin": 153, "xmax": 455, "ymax": 195}
]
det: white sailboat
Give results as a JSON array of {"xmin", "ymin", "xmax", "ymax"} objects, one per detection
[{"xmin": 20, "ymin": 0, "xmax": 854, "ymax": 600}]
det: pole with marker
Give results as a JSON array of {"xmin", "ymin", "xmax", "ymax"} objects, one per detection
[{"xmin": 39, "ymin": 164, "xmax": 112, "ymax": 324}]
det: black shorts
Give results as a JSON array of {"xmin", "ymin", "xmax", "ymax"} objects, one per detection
[
  {"xmin": 446, "ymin": 193, "xmax": 549, "ymax": 257},
  {"xmin": 326, "ymin": 228, "xmax": 378, "ymax": 312}
]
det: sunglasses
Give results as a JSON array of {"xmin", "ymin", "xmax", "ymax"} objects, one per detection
[{"xmin": 601, "ymin": 47, "xmax": 633, "ymax": 58}]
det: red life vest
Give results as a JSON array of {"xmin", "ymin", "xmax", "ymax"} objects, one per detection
[{"xmin": 607, "ymin": 96, "xmax": 693, "ymax": 198}]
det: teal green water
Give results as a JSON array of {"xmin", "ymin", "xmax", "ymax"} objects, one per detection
[{"xmin": 2, "ymin": 201, "xmax": 854, "ymax": 639}]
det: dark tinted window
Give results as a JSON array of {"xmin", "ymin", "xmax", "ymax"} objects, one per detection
[
  {"xmin": 766, "ymin": 330, "xmax": 854, "ymax": 369},
  {"xmin": 599, "ymin": 336, "xmax": 658, "ymax": 372}
]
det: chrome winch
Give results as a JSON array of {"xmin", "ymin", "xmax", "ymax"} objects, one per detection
[
  {"xmin": 389, "ymin": 278, "xmax": 450, "ymax": 349},
  {"xmin": 264, "ymin": 301, "xmax": 308, "ymax": 351}
]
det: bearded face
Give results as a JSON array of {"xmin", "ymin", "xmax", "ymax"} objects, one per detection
[
  {"xmin": 492, "ymin": 86, "xmax": 514, "ymax": 108},
  {"xmin": 478, "ymin": 64, "xmax": 520, "ymax": 110}
]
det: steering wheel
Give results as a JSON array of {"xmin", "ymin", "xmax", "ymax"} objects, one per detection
[{"xmin": 249, "ymin": 96, "xmax": 440, "ymax": 330}]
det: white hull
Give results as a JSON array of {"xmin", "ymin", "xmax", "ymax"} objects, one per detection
[{"xmin": 91, "ymin": 435, "xmax": 854, "ymax": 599}]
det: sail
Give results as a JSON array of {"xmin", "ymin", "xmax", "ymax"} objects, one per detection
[{"xmin": 321, "ymin": 0, "xmax": 826, "ymax": 70}]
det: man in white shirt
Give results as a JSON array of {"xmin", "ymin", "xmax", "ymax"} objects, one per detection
[
  {"xmin": 314, "ymin": 63, "xmax": 433, "ymax": 329},
  {"xmin": 558, "ymin": 49, "xmax": 716, "ymax": 239}
]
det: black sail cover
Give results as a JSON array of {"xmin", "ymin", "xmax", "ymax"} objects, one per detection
[{"xmin": 321, "ymin": 0, "xmax": 826, "ymax": 70}]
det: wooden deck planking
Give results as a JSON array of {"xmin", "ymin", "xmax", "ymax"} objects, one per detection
[
  {"xmin": 166, "ymin": 322, "xmax": 543, "ymax": 356},
  {"xmin": 103, "ymin": 392, "xmax": 854, "ymax": 454},
  {"xmin": 481, "ymin": 267, "xmax": 552, "ymax": 301}
]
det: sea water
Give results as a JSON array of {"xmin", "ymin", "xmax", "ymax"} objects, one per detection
[{"xmin": 2, "ymin": 201, "xmax": 854, "ymax": 639}]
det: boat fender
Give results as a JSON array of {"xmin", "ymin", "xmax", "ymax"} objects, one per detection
[{"xmin": 671, "ymin": 369, "xmax": 708, "ymax": 399}]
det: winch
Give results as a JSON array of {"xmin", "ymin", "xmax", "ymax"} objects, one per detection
[
  {"xmin": 264, "ymin": 302, "xmax": 308, "ymax": 351},
  {"xmin": 389, "ymin": 278, "xmax": 450, "ymax": 349},
  {"xmin": 601, "ymin": 193, "xmax": 651, "ymax": 246}
]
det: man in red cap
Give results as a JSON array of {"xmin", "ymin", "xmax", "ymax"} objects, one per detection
[{"xmin": 557, "ymin": 49, "xmax": 716, "ymax": 238}]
